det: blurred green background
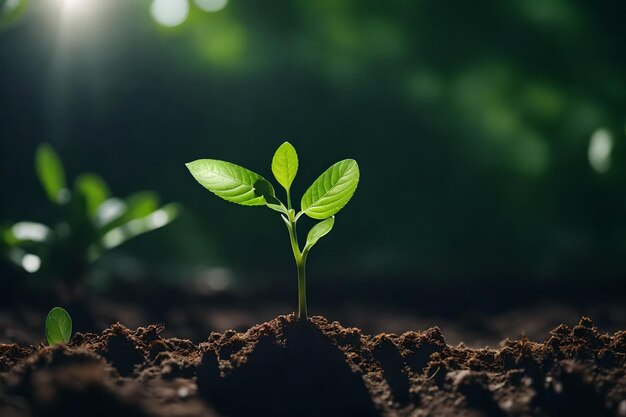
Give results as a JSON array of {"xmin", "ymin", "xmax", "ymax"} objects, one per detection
[{"xmin": 1, "ymin": 0, "xmax": 625, "ymax": 293}]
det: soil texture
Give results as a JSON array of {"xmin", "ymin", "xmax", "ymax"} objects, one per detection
[{"xmin": 1, "ymin": 315, "xmax": 625, "ymax": 417}]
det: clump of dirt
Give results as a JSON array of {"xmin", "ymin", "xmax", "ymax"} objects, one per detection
[
  {"xmin": 197, "ymin": 316, "xmax": 379, "ymax": 417},
  {"xmin": 1, "ymin": 316, "xmax": 625, "ymax": 417}
]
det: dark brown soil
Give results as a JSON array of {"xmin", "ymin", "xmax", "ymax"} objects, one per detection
[{"xmin": 1, "ymin": 315, "xmax": 625, "ymax": 417}]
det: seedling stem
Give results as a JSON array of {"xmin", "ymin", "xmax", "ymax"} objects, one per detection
[{"xmin": 284, "ymin": 211, "xmax": 308, "ymax": 319}]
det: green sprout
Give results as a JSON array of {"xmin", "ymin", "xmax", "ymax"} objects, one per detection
[
  {"xmin": 1, "ymin": 144, "xmax": 179, "ymax": 297},
  {"xmin": 186, "ymin": 142, "xmax": 360, "ymax": 319},
  {"xmin": 45, "ymin": 306, "xmax": 72, "ymax": 345}
]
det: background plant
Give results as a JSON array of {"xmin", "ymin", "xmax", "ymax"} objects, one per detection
[
  {"xmin": 186, "ymin": 142, "xmax": 359, "ymax": 319},
  {"xmin": 1, "ymin": 144, "xmax": 179, "ymax": 298}
]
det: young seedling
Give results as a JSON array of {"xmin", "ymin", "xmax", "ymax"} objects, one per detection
[
  {"xmin": 45, "ymin": 306, "xmax": 72, "ymax": 345},
  {"xmin": 186, "ymin": 142, "xmax": 360, "ymax": 319},
  {"xmin": 1, "ymin": 143, "xmax": 179, "ymax": 298}
]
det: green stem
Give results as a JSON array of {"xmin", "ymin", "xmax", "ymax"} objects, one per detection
[
  {"xmin": 286, "ymin": 211, "xmax": 307, "ymax": 320},
  {"xmin": 286, "ymin": 189, "xmax": 292, "ymax": 210},
  {"xmin": 297, "ymin": 254, "xmax": 307, "ymax": 319}
]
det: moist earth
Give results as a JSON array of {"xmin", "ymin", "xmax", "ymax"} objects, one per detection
[{"xmin": 1, "ymin": 315, "xmax": 625, "ymax": 417}]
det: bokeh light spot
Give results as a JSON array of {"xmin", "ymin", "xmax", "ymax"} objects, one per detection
[
  {"xmin": 12, "ymin": 222, "xmax": 50, "ymax": 242},
  {"xmin": 147, "ymin": 209, "xmax": 169, "ymax": 228},
  {"xmin": 588, "ymin": 128, "xmax": 613, "ymax": 173},
  {"xmin": 151, "ymin": 0, "xmax": 189, "ymax": 27},
  {"xmin": 22, "ymin": 254, "xmax": 41, "ymax": 273},
  {"xmin": 195, "ymin": 0, "xmax": 228, "ymax": 12}
]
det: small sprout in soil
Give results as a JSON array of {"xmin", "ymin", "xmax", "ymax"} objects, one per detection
[
  {"xmin": 0, "ymin": 143, "xmax": 180, "ymax": 299},
  {"xmin": 45, "ymin": 306, "xmax": 72, "ymax": 346},
  {"xmin": 186, "ymin": 141, "xmax": 360, "ymax": 319}
]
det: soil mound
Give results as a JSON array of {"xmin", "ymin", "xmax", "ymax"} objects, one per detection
[
  {"xmin": 198, "ymin": 315, "xmax": 379, "ymax": 417},
  {"xmin": 0, "ymin": 315, "xmax": 624, "ymax": 417}
]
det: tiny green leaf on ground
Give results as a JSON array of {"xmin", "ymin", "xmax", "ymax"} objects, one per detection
[
  {"xmin": 304, "ymin": 216, "xmax": 335, "ymax": 251},
  {"xmin": 45, "ymin": 307, "xmax": 72, "ymax": 346},
  {"xmin": 271, "ymin": 142, "xmax": 298, "ymax": 191},
  {"xmin": 35, "ymin": 143, "xmax": 67, "ymax": 204},
  {"xmin": 300, "ymin": 159, "xmax": 360, "ymax": 219},
  {"xmin": 186, "ymin": 159, "xmax": 271, "ymax": 206}
]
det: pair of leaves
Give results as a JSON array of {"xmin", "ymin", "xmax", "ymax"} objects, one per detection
[
  {"xmin": 45, "ymin": 307, "xmax": 72, "ymax": 346},
  {"xmin": 186, "ymin": 142, "xmax": 358, "ymax": 253},
  {"xmin": 186, "ymin": 142, "xmax": 360, "ymax": 220}
]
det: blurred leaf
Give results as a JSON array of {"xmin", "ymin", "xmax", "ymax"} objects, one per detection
[
  {"xmin": 124, "ymin": 191, "xmax": 160, "ymax": 219},
  {"xmin": 100, "ymin": 203, "xmax": 180, "ymax": 250},
  {"xmin": 96, "ymin": 192, "xmax": 159, "ymax": 234},
  {"xmin": 271, "ymin": 142, "xmax": 298, "ymax": 192},
  {"xmin": 45, "ymin": 307, "xmax": 72, "ymax": 345},
  {"xmin": 94, "ymin": 198, "xmax": 126, "ymax": 229},
  {"xmin": 300, "ymin": 159, "xmax": 359, "ymax": 220},
  {"xmin": 35, "ymin": 144, "xmax": 67, "ymax": 204},
  {"xmin": 304, "ymin": 216, "xmax": 335, "ymax": 252},
  {"xmin": 186, "ymin": 159, "xmax": 270, "ymax": 206},
  {"xmin": 74, "ymin": 173, "xmax": 110, "ymax": 217}
]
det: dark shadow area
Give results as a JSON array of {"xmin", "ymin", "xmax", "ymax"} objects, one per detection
[{"xmin": 198, "ymin": 316, "xmax": 379, "ymax": 417}]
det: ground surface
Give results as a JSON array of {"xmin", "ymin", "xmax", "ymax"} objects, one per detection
[
  {"xmin": 1, "ymin": 313, "xmax": 625, "ymax": 417},
  {"xmin": 2, "ymin": 284, "xmax": 626, "ymax": 347}
]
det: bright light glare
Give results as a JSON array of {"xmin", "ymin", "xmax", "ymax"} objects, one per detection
[
  {"xmin": 2, "ymin": 0, "xmax": 21, "ymax": 14},
  {"xmin": 54, "ymin": 0, "xmax": 101, "ymax": 21},
  {"xmin": 22, "ymin": 254, "xmax": 42, "ymax": 273},
  {"xmin": 147, "ymin": 209, "xmax": 169, "ymax": 228},
  {"xmin": 151, "ymin": 0, "xmax": 190, "ymax": 27},
  {"xmin": 195, "ymin": 0, "xmax": 228, "ymax": 12},
  {"xmin": 588, "ymin": 128, "xmax": 613, "ymax": 173}
]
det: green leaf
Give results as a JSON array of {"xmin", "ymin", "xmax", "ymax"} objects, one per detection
[
  {"xmin": 45, "ymin": 307, "xmax": 72, "ymax": 346},
  {"xmin": 35, "ymin": 143, "xmax": 67, "ymax": 204},
  {"xmin": 304, "ymin": 216, "xmax": 335, "ymax": 252},
  {"xmin": 74, "ymin": 173, "xmax": 110, "ymax": 217},
  {"xmin": 253, "ymin": 179, "xmax": 276, "ymax": 200},
  {"xmin": 271, "ymin": 142, "xmax": 298, "ymax": 191},
  {"xmin": 186, "ymin": 159, "xmax": 271, "ymax": 206},
  {"xmin": 300, "ymin": 159, "xmax": 360, "ymax": 219},
  {"xmin": 263, "ymin": 194, "xmax": 288, "ymax": 215}
]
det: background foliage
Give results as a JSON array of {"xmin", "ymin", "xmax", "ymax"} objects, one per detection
[{"xmin": 1, "ymin": 0, "xmax": 625, "ymax": 290}]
